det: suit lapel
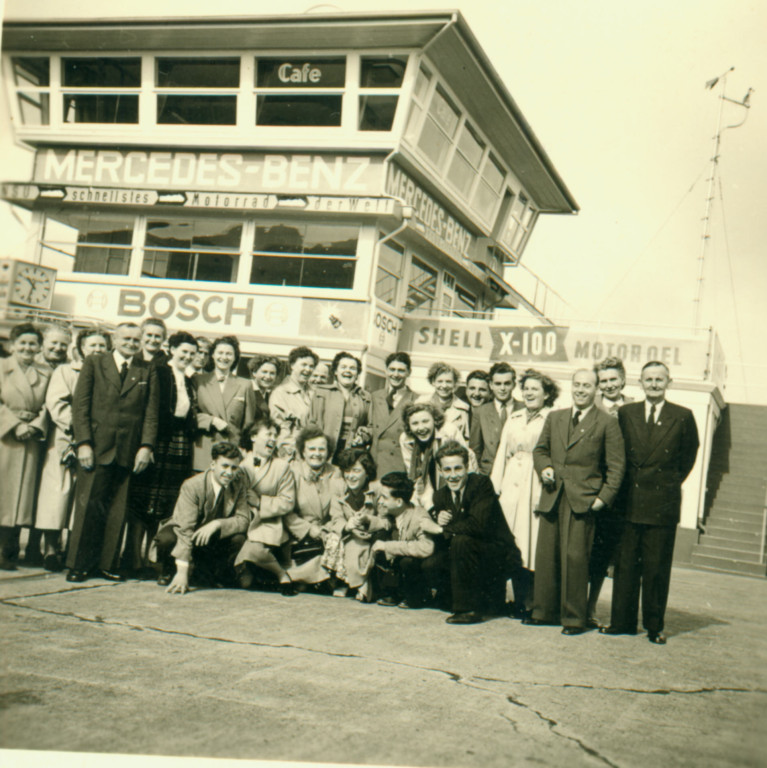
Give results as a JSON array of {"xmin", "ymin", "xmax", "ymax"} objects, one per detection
[
  {"xmin": 104, "ymin": 354, "xmax": 122, "ymax": 392},
  {"xmin": 567, "ymin": 407, "xmax": 597, "ymax": 449},
  {"xmin": 205, "ymin": 374, "xmax": 227, "ymax": 418},
  {"xmin": 646, "ymin": 406, "xmax": 676, "ymax": 458},
  {"xmin": 121, "ymin": 357, "xmax": 145, "ymax": 395},
  {"xmin": 7, "ymin": 359, "xmax": 36, "ymax": 407}
]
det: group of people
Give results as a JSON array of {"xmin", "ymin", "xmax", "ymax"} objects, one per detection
[{"xmin": 0, "ymin": 317, "xmax": 698, "ymax": 638}]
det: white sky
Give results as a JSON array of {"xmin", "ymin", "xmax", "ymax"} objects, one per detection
[{"xmin": 2, "ymin": 0, "xmax": 766, "ymax": 402}]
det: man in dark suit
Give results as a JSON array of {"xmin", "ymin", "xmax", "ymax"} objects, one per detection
[
  {"xmin": 601, "ymin": 361, "xmax": 699, "ymax": 644},
  {"xmin": 66, "ymin": 322, "xmax": 159, "ymax": 582},
  {"xmin": 425, "ymin": 440, "xmax": 519, "ymax": 624},
  {"xmin": 469, "ymin": 362, "xmax": 523, "ymax": 475},
  {"xmin": 527, "ymin": 368, "xmax": 625, "ymax": 634},
  {"xmin": 369, "ymin": 352, "xmax": 417, "ymax": 477},
  {"xmin": 155, "ymin": 441, "xmax": 250, "ymax": 594}
]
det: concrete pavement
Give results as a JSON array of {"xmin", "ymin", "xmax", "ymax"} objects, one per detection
[{"xmin": 1, "ymin": 564, "xmax": 765, "ymax": 768}]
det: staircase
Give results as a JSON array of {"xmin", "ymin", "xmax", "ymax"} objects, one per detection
[{"xmin": 690, "ymin": 404, "xmax": 767, "ymax": 577}]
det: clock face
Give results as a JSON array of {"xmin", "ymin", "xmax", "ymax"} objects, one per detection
[{"xmin": 11, "ymin": 263, "xmax": 56, "ymax": 308}]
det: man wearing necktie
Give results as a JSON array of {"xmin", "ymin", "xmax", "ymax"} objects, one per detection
[
  {"xmin": 528, "ymin": 369, "xmax": 625, "ymax": 634},
  {"xmin": 602, "ymin": 361, "xmax": 699, "ymax": 644},
  {"xmin": 154, "ymin": 441, "xmax": 250, "ymax": 594},
  {"xmin": 470, "ymin": 362, "xmax": 524, "ymax": 475},
  {"xmin": 68, "ymin": 323, "xmax": 159, "ymax": 582}
]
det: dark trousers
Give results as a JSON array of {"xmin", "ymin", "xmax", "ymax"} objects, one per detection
[
  {"xmin": 532, "ymin": 494, "xmax": 595, "ymax": 628},
  {"xmin": 589, "ymin": 510, "xmax": 624, "ymax": 581},
  {"xmin": 610, "ymin": 522, "xmax": 676, "ymax": 634},
  {"xmin": 67, "ymin": 463, "xmax": 131, "ymax": 573},
  {"xmin": 154, "ymin": 527, "xmax": 246, "ymax": 587}
]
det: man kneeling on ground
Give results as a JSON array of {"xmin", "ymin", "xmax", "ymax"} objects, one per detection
[
  {"xmin": 371, "ymin": 472, "xmax": 435, "ymax": 608},
  {"xmin": 154, "ymin": 441, "xmax": 249, "ymax": 594}
]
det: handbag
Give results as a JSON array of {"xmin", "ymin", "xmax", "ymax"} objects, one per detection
[{"xmin": 291, "ymin": 534, "xmax": 324, "ymax": 565}]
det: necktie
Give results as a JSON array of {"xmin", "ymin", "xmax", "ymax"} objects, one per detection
[
  {"xmin": 211, "ymin": 489, "xmax": 226, "ymax": 519},
  {"xmin": 253, "ymin": 457, "xmax": 262, "ymax": 468},
  {"xmin": 386, "ymin": 389, "xmax": 395, "ymax": 412},
  {"xmin": 572, "ymin": 410, "xmax": 581, "ymax": 427},
  {"xmin": 500, "ymin": 403, "xmax": 508, "ymax": 424},
  {"xmin": 648, "ymin": 403, "xmax": 657, "ymax": 427},
  {"xmin": 453, "ymin": 490, "xmax": 462, "ymax": 510},
  {"xmin": 119, "ymin": 361, "xmax": 128, "ymax": 383}
]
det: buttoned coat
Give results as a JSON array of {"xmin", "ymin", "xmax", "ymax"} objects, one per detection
[
  {"xmin": 156, "ymin": 468, "xmax": 251, "ymax": 563},
  {"xmin": 193, "ymin": 372, "xmax": 255, "ymax": 469},
  {"xmin": 369, "ymin": 386, "xmax": 417, "ymax": 476},
  {"xmin": 309, "ymin": 383, "xmax": 371, "ymax": 451},
  {"xmin": 533, "ymin": 407, "xmax": 625, "ymax": 514},
  {"xmin": 238, "ymin": 452, "xmax": 296, "ymax": 547},
  {"xmin": 72, "ymin": 352, "xmax": 159, "ymax": 467},
  {"xmin": 617, "ymin": 401, "xmax": 699, "ymax": 526},
  {"xmin": 0, "ymin": 356, "xmax": 50, "ymax": 527},
  {"xmin": 470, "ymin": 399, "xmax": 525, "ymax": 475},
  {"xmin": 378, "ymin": 504, "xmax": 435, "ymax": 559}
]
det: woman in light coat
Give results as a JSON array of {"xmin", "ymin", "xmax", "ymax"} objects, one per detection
[
  {"xmin": 0, "ymin": 323, "xmax": 50, "ymax": 569},
  {"xmin": 35, "ymin": 327, "xmax": 110, "ymax": 570},
  {"xmin": 193, "ymin": 335, "xmax": 255, "ymax": 471},
  {"xmin": 490, "ymin": 369, "xmax": 560, "ymax": 614},
  {"xmin": 418, "ymin": 362, "xmax": 471, "ymax": 441}
]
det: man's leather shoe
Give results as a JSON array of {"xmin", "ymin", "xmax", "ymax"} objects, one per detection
[
  {"xmin": 586, "ymin": 617, "xmax": 599, "ymax": 629},
  {"xmin": 376, "ymin": 595, "xmax": 399, "ymax": 607},
  {"xmin": 599, "ymin": 626, "xmax": 637, "ymax": 636},
  {"xmin": 562, "ymin": 626, "xmax": 587, "ymax": 635},
  {"xmin": 648, "ymin": 632, "xmax": 667, "ymax": 644},
  {"xmin": 446, "ymin": 611, "xmax": 483, "ymax": 624},
  {"xmin": 398, "ymin": 600, "xmax": 424, "ymax": 610},
  {"xmin": 66, "ymin": 569, "xmax": 89, "ymax": 583},
  {"xmin": 522, "ymin": 617, "xmax": 550, "ymax": 626},
  {"xmin": 98, "ymin": 569, "xmax": 126, "ymax": 582}
]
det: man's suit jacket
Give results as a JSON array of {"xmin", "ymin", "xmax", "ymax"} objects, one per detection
[
  {"xmin": 158, "ymin": 468, "xmax": 251, "ymax": 562},
  {"xmin": 73, "ymin": 353, "xmax": 159, "ymax": 468},
  {"xmin": 378, "ymin": 504, "xmax": 435, "ymax": 559},
  {"xmin": 470, "ymin": 399, "xmax": 525, "ymax": 475},
  {"xmin": 432, "ymin": 472, "xmax": 513, "ymax": 545},
  {"xmin": 309, "ymin": 383, "xmax": 371, "ymax": 450},
  {"xmin": 238, "ymin": 452, "xmax": 296, "ymax": 546},
  {"xmin": 617, "ymin": 401, "xmax": 699, "ymax": 526},
  {"xmin": 369, "ymin": 386, "xmax": 417, "ymax": 476},
  {"xmin": 533, "ymin": 407, "xmax": 625, "ymax": 514},
  {"xmin": 194, "ymin": 372, "xmax": 255, "ymax": 446}
]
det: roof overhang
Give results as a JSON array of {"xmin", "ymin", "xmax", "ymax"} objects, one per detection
[{"xmin": 2, "ymin": 10, "xmax": 578, "ymax": 215}]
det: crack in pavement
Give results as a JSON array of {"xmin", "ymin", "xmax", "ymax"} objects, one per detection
[{"xmin": 507, "ymin": 694, "xmax": 620, "ymax": 768}]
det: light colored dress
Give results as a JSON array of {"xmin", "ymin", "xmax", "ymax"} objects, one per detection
[
  {"xmin": 490, "ymin": 407, "xmax": 551, "ymax": 569},
  {"xmin": 36, "ymin": 361, "xmax": 81, "ymax": 530}
]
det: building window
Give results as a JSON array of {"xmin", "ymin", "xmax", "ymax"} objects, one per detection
[
  {"xmin": 12, "ymin": 57, "xmax": 50, "ymax": 125},
  {"xmin": 143, "ymin": 219, "xmax": 242, "ymax": 281},
  {"xmin": 453, "ymin": 286, "xmax": 477, "ymax": 317},
  {"xmin": 473, "ymin": 154, "xmax": 506, "ymax": 219},
  {"xmin": 405, "ymin": 65, "xmax": 432, "ymax": 141},
  {"xmin": 447, "ymin": 122, "xmax": 485, "ymax": 198},
  {"xmin": 358, "ymin": 56, "xmax": 407, "ymax": 131},
  {"xmin": 500, "ymin": 193, "xmax": 537, "ymax": 257},
  {"xmin": 417, "ymin": 86, "xmax": 460, "ymax": 169},
  {"xmin": 156, "ymin": 58, "xmax": 239, "ymax": 125},
  {"xmin": 255, "ymin": 57, "xmax": 345, "ymax": 127},
  {"xmin": 41, "ymin": 211, "xmax": 133, "ymax": 275},
  {"xmin": 405, "ymin": 257, "xmax": 438, "ymax": 314},
  {"xmin": 62, "ymin": 57, "xmax": 140, "ymax": 123},
  {"xmin": 250, "ymin": 222, "xmax": 357, "ymax": 288},
  {"xmin": 375, "ymin": 238, "xmax": 404, "ymax": 305}
]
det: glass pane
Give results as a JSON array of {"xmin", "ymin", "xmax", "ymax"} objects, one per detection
[
  {"xmin": 457, "ymin": 125, "xmax": 483, "ymax": 167},
  {"xmin": 417, "ymin": 118, "xmax": 451, "ymax": 167},
  {"xmin": 256, "ymin": 95, "xmax": 342, "ymax": 126},
  {"xmin": 404, "ymin": 102, "xmax": 422, "ymax": 141},
  {"xmin": 447, "ymin": 152, "xmax": 476, "ymax": 197},
  {"xmin": 145, "ymin": 219, "xmax": 242, "ymax": 250},
  {"xmin": 406, "ymin": 258, "xmax": 437, "ymax": 312},
  {"xmin": 254, "ymin": 223, "xmax": 357, "ymax": 256},
  {"xmin": 74, "ymin": 246, "xmax": 130, "ymax": 275},
  {"xmin": 18, "ymin": 92, "xmax": 50, "ymax": 125},
  {"xmin": 250, "ymin": 255, "xmax": 354, "ymax": 288},
  {"xmin": 413, "ymin": 67, "xmax": 431, "ymax": 102},
  {"xmin": 256, "ymin": 58, "xmax": 346, "ymax": 88},
  {"xmin": 521, "ymin": 205, "xmax": 536, "ymax": 228},
  {"xmin": 481, "ymin": 156, "xmax": 505, "ymax": 193},
  {"xmin": 360, "ymin": 57, "xmax": 407, "ymax": 88},
  {"xmin": 157, "ymin": 95, "xmax": 237, "ymax": 125},
  {"xmin": 156, "ymin": 58, "xmax": 239, "ymax": 88},
  {"xmin": 13, "ymin": 57, "xmax": 49, "ymax": 87},
  {"xmin": 473, "ymin": 182, "xmax": 500, "ymax": 218},
  {"xmin": 62, "ymin": 57, "xmax": 141, "ymax": 87},
  {"xmin": 379, "ymin": 240, "xmax": 404, "ymax": 273},
  {"xmin": 428, "ymin": 88, "xmax": 459, "ymax": 137},
  {"xmin": 359, "ymin": 96, "xmax": 398, "ymax": 131},
  {"xmin": 375, "ymin": 268, "xmax": 399, "ymax": 304},
  {"xmin": 63, "ymin": 94, "xmax": 138, "ymax": 123}
]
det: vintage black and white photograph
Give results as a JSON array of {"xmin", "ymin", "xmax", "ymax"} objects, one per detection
[{"xmin": 1, "ymin": 1, "xmax": 765, "ymax": 767}]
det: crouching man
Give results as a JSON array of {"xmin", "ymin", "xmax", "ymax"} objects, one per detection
[
  {"xmin": 154, "ymin": 441, "xmax": 249, "ymax": 594},
  {"xmin": 371, "ymin": 472, "xmax": 435, "ymax": 608},
  {"xmin": 423, "ymin": 441, "xmax": 518, "ymax": 624}
]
